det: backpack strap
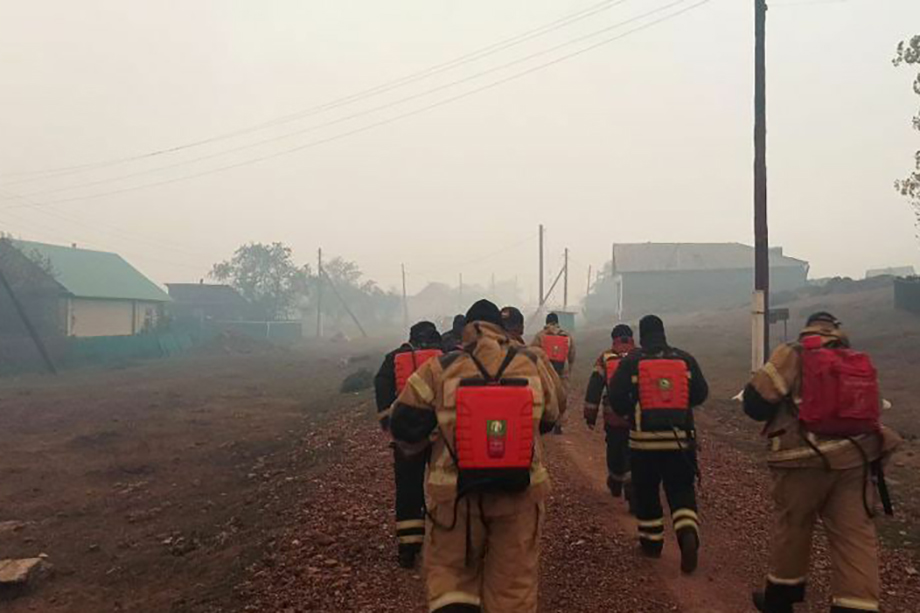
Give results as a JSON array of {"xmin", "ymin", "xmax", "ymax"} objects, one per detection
[
  {"xmin": 495, "ymin": 346, "xmax": 519, "ymax": 380},
  {"xmin": 466, "ymin": 345, "xmax": 519, "ymax": 383}
]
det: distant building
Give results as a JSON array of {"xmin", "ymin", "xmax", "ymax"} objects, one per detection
[
  {"xmin": 1, "ymin": 239, "xmax": 170, "ymax": 337},
  {"xmin": 866, "ymin": 266, "xmax": 916, "ymax": 279},
  {"xmin": 166, "ymin": 282, "xmax": 254, "ymax": 322},
  {"xmin": 586, "ymin": 242, "xmax": 809, "ymax": 318}
]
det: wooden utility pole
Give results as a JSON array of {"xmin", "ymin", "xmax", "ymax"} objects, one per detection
[
  {"xmin": 316, "ymin": 248, "xmax": 324, "ymax": 338},
  {"xmin": 321, "ymin": 269, "xmax": 368, "ymax": 338},
  {"xmin": 753, "ymin": 0, "xmax": 770, "ymax": 368},
  {"xmin": 538, "ymin": 224, "xmax": 545, "ymax": 305},
  {"xmin": 0, "ymin": 267, "xmax": 56, "ymax": 374},
  {"xmin": 401, "ymin": 263, "xmax": 409, "ymax": 330},
  {"xmin": 563, "ymin": 248, "xmax": 569, "ymax": 310},
  {"xmin": 586, "ymin": 265, "xmax": 592, "ymax": 297}
]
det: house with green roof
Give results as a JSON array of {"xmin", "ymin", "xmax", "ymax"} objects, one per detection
[{"xmin": 3, "ymin": 239, "xmax": 170, "ymax": 337}]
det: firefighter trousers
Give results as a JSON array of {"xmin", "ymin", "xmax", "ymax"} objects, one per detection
[
  {"xmin": 425, "ymin": 493, "xmax": 544, "ymax": 613},
  {"xmin": 394, "ymin": 446, "xmax": 427, "ymax": 555},
  {"xmin": 763, "ymin": 466, "xmax": 880, "ymax": 613},
  {"xmin": 605, "ymin": 425, "xmax": 630, "ymax": 495},
  {"xmin": 631, "ymin": 448, "xmax": 699, "ymax": 553}
]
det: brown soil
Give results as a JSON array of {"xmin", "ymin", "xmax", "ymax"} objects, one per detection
[
  {"xmin": 0, "ymin": 341, "xmax": 387, "ymax": 612},
  {"xmin": 1, "ymin": 284, "xmax": 918, "ymax": 612}
]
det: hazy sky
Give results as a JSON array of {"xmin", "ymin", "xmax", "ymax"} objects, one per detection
[{"xmin": 1, "ymin": 0, "xmax": 918, "ymax": 306}]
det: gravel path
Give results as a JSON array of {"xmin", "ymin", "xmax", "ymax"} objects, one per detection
[{"xmin": 238, "ymin": 399, "xmax": 920, "ymax": 612}]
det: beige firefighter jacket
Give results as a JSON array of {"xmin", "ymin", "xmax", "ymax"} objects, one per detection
[
  {"xmin": 391, "ymin": 321, "xmax": 563, "ymax": 505},
  {"xmin": 749, "ymin": 323, "xmax": 901, "ymax": 469},
  {"xmin": 531, "ymin": 323, "xmax": 576, "ymax": 376}
]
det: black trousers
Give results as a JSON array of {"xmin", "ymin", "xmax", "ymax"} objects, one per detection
[
  {"xmin": 631, "ymin": 448, "xmax": 699, "ymax": 553},
  {"xmin": 394, "ymin": 446, "xmax": 427, "ymax": 553},
  {"xmin": 605, "ymin": 426, "xmax": 630, "ymax": 494}
]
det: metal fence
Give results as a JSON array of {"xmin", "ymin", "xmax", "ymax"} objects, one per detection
[{"xmin": 1, "ymin": 319, "xmax": 303, "ymax": 376}]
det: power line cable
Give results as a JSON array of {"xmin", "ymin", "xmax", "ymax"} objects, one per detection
[
  {"xmin": 5, "ymin": 0, "xmax": 674, "ymax": 202},
  {"xmin": 770, "ymin": 0, "xmax": 848, "ymax": 6},
  {"xmin": 0, "ymin": 207, "xmax": 205, "ymax": 273},
  {"xmin": 3, "ymin": 0, "xmax": 711, "ymax": 210},
  {"xmin": 0, "ymin": 188, "xmax": 212, "ymax": 257},
  {"xmin": 408, "ymin": 232, "xmax": 537, "ymax": 277},
  {"xmin": 0, "ymin": 0, "xmax": 628, "ymax": 184}
]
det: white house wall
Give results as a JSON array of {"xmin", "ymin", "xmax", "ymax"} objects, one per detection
[{"xmin": 66, "ymin": 298, "xmax": 159, "ymax": 337}]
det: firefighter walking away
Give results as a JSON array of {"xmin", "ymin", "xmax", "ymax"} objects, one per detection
[
  {"xmin": 391, "ymin": 299, "xmax": 562, "ymax": 612},
  {"xmin": 583, "ymin": 324, "xmax": 636, "ymax": 510},
  {"xmin": 744, "ymin": 312, "xmax": 902, "ymax": 613},
  {"xmin": 500, "ymin": 306, "xmax": 526, "ymax": 346},
  {"xmin": 608, "ymin": 314, "xmax": 708, "ymax": 574},
  {"xmin": 442, "ymin": 314, "xmax": 466, "ymax": 352},
  {"xmin": 531, "ymin": 312, "xmax": 575, "ymax": 434},
  {"xmin": 374, "ymin": 320, "xmax": 443, "ymax": 569}
]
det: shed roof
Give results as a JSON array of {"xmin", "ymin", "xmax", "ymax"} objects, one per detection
[
  {"xmin": 10, "ymin": 240, "xmax": 170, "ymax": 302},
  {"xmin": 866, "ymin": 266, "xmax": 915, "ymax": 278},
  {"xmin": 166, "ymin": 283, "xmax": 250, "ymax": 306},
  {"xmin": 613, "ymin": 242, "xmax": 808, "ymax": 273}
]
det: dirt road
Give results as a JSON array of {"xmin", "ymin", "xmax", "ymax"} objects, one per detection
[{"xmin": 2, "ymin": 286, "xmax": 920, "ymax": 612}]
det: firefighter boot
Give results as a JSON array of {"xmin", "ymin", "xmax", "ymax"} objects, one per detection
[
  {"xmin": 624, "ymin": 482, "xmax": 636, "ymax": 516},
  {"xmin": 606, "ymin": 475, "xmax": 623, "ymax": 498},
  {"xmin": 677, "ymin": 527, "xmax": 699, "ymax": 574},
  {"xmin": 752, "ymin": 591, "xmax": 794, "ymax": 613},
  {"xmin": 397, "ymin": 543, "xmax": 420, "ymax": 569}
]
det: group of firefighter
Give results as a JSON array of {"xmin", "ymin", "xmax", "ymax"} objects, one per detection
[{"xmin": 374, "ymin": 299, "xmax": 901, "ymax": 613}]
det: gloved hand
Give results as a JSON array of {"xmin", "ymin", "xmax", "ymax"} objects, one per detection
[{"xmin": 584, "ymin": 403, "xmax": 599, "ymax": 430}]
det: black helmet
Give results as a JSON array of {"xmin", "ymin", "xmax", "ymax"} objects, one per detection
[
  {"xmin": 806, "ymin": 311, "xmax": 841, "ymax": 328},
  {"xmin": 465, "ymin": 300, "xmax": 502, "ymax": 327}
]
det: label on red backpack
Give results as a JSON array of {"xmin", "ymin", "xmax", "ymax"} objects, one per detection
[{"xmin": 487, "ymin": 420, "xmax": 507, "ymax": 458}]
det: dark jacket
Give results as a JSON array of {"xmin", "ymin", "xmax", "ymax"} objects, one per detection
[
  {"xmin": 441, "ymin": 330, "xmax": 463, "ymax": 353},
  {"xmin": 608, "ymin": 331, "xmax": 708, "ymax": 450}
]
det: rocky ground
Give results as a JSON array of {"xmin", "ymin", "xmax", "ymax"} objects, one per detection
[{"xmin": 2, "ymin": 285, "xmax": 920, "ymax": 612}]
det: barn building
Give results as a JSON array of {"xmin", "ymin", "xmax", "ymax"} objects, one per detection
[
  {"xmin": 586, "ymin": 242, "xmax": 809, "ymax": 319},
  {"xmin": 166, "ymin": 282, "xmax": 254, "ymax": 323}
]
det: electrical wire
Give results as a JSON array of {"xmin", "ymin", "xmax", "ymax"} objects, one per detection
[
  {"xmin": 0, "ymin": 0, "xmax": 629, "ymax": 184},
  {"xmin": 408, "ymin": 232, "xmax": 537, "ymax": 277},
  {"xmin": 770, "ymin": 0, "xmax": 849, "ymax": 6},
  {"xmin": 3, "ymin": 0, "xmax": 712, "ymax": 210},
  {"xmin": 4, "ymin": 0, "xmax": 678, "ymax": 202},
  {"xmin": 0, "ymin": 188, "xmax": 213, "ymax": 257},
  {"xmin": 0, "ymin": 207, "xmax": 206, "ymax": 273}
]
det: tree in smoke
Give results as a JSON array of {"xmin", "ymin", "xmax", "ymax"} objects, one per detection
[
  {"xmin": 893, "ymin": 35, "xmax": 920, "ymax": 240},
  {"xmin": 0, "ymin": 237, "xmax": 62, "ymax": 337},
  {"xmin": 319, "ymin": 256, "xmax": 399, "ymax": 330},
  {"xmin": 210, "ymin": 242, "xmax": 311, "ymax": 321}
]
